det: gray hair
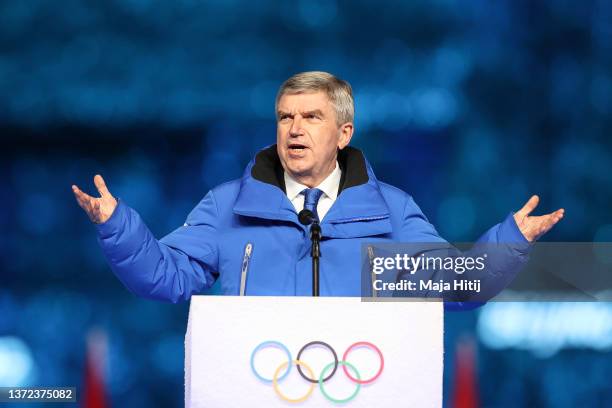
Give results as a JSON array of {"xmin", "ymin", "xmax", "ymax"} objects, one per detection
[{"xmin": 275, "ymin": 71, "xmax": 354, "ymax": 126}]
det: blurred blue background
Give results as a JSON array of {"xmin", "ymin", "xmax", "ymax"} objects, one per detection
[{"xmin": 1, "ymin": 0, "xmax": 611, "ymax": 406}]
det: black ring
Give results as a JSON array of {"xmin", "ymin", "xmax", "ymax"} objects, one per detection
[{"xmin": 296, "ymin": 341, "xmax": 339, "ymax": 383}]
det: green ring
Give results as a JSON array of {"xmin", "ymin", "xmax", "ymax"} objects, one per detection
[{"xmin": 318, "ymin": 360, "xmax": 361, "ymax": 404}]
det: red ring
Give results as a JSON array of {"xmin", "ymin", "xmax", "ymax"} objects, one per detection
[{"xmin": 342, "ymin": 341, "xmax": 384, "ymax": 384}]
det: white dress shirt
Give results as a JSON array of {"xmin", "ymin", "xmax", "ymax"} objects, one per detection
[{"xmin": 284, "ymin": 162, "xmax": 342, "ymax": 221}]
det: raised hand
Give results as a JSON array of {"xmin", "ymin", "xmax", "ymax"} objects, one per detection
[
  {"xmin": 513, "ymin": 195, "xmax": 564, "ymax": 242},
  {"xmin": 72, "ymin": 175, "xmax": 118, "ymax": 224}
]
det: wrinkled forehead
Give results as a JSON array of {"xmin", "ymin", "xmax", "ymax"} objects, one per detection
[{"xmin": 276, "ymin": 91, "xmax": 332, "ymax": 113}]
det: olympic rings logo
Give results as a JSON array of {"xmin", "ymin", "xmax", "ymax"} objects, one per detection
[{"xmin": 250, "ymin": 340, "xmax": 384, "ymax": 404}]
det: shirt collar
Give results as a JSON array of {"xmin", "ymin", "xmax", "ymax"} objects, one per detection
[{"xmin": 284, "ymin": 161, "xmax": 342, "ymax": 201}]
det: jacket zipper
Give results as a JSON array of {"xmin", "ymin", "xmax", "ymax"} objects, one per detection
[
  {"xmin": 368, "ymin": 245, "xmax": 377, "ymax": 298},
  {"xmin": 239, "ymin": 243, "xmax": 253, "ymax": 296}
]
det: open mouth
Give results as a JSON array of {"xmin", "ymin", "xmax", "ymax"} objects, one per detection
[{"xmin": 288, "ymin": 143, "xmax": 308, "ymax": 153}]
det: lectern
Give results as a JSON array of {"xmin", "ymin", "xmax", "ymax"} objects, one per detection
[{"xmin": 185, "ymin": 296, "xmax": 443, "ymax": 407}]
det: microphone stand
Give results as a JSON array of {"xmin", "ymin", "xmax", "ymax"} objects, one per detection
[
  {"xmin": 310, "ymin": 221, "xmax": 321, "ymax": 297},
  {"xmin": 298, "ymin": 210, "xmax": 322, "ymax": 297}
]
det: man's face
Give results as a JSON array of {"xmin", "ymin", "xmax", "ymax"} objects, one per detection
[{"xmin": 276, "ymin": 91, "xmax": 353, "ymax": 187}]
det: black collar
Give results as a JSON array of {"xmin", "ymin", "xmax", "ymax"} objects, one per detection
[{"xmin": 251, "ymin": 145, "xmax": 369, "ymax": 195}]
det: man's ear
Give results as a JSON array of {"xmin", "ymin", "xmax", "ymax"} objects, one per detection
[{"xmin": 338, "ymin": 122, "xmax": 354, "ymax": 149}]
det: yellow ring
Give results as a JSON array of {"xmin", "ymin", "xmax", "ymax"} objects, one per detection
[{"xmin": 272, "ymin": 359, "xmax": 316, "ymax": 403}]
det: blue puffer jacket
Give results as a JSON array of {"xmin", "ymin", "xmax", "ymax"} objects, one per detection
[{"xmin": 95, "ymin": 145, "xmax": 530, "ymax": 307}]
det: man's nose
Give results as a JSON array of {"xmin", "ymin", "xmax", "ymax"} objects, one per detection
[{"xmin": 289, "ymin": 115, "xmax": 303, "ymax": 136}]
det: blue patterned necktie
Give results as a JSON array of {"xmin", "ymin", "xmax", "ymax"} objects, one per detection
[{"xmin": 302, "ymin": 188, "xmax": 324, "ymax": 222}]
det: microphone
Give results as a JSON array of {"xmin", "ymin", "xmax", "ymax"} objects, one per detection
[
  {"xmin": 298, "ymin": 208, "xmax": 322, "ymax": 297},
  {"xmin": 298, "ymin": 209, "xmax": 316, "ymax": 226}
]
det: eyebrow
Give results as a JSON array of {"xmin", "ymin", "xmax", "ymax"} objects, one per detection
[{"xmin": 277, "ymin": 109, "xmax": 325, "ymax": 118}]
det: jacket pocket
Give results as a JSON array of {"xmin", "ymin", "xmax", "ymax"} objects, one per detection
[{"xmin": 239, "ymin": 242, "xmax": 253, "ymax": 296}]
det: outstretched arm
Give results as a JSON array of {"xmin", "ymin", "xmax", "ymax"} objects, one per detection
[
  {"xmin": 73, "ymin": 175, "xmax": 219, "ymax": 303},
  {"xmin": 391, "ymin": 194, "xmax": 565, "ymax": 308}
]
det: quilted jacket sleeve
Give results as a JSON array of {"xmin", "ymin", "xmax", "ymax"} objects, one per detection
[
  {"xmin": 397, "ymin": 195, "xmax": 531, "ymax": 310},
  {"xmin": 96, "ymin": 191, "xmax": 220, "ymax": 303}
]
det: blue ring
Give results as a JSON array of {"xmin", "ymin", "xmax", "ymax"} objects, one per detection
[{"xmin": 250, "ymin": 341, "xmax": 292, "ymax": 383}]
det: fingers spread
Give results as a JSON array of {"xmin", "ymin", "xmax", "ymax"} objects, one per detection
[
  {"xmin": 94, "ymin": 174, "xmax": 110, "ymax": 197},
  {"xmin": 72, "ymin": 184, "xmax": 99, "ymax": 221},
  {"xmin": 517, "ymin": 203, "xmax": 564, "ymax": 242}
]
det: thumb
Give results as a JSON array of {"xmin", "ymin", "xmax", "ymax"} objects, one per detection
[
  {"xmin": 517, "ymin": 195, "xmax": 539, "ymax": 217},
  {"xmin": 94, "ymin": 174, "xmax": 111, "ymax": 197}
]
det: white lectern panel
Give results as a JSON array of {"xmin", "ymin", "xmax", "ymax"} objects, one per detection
[{"xmin": 185, "ymin": 296, "xmax": 443, "ymax": 407}]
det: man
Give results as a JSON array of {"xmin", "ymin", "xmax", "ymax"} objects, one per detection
[{"xmin": 72, "ymin": 71, "xmax": 564, "ymax": 305}]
